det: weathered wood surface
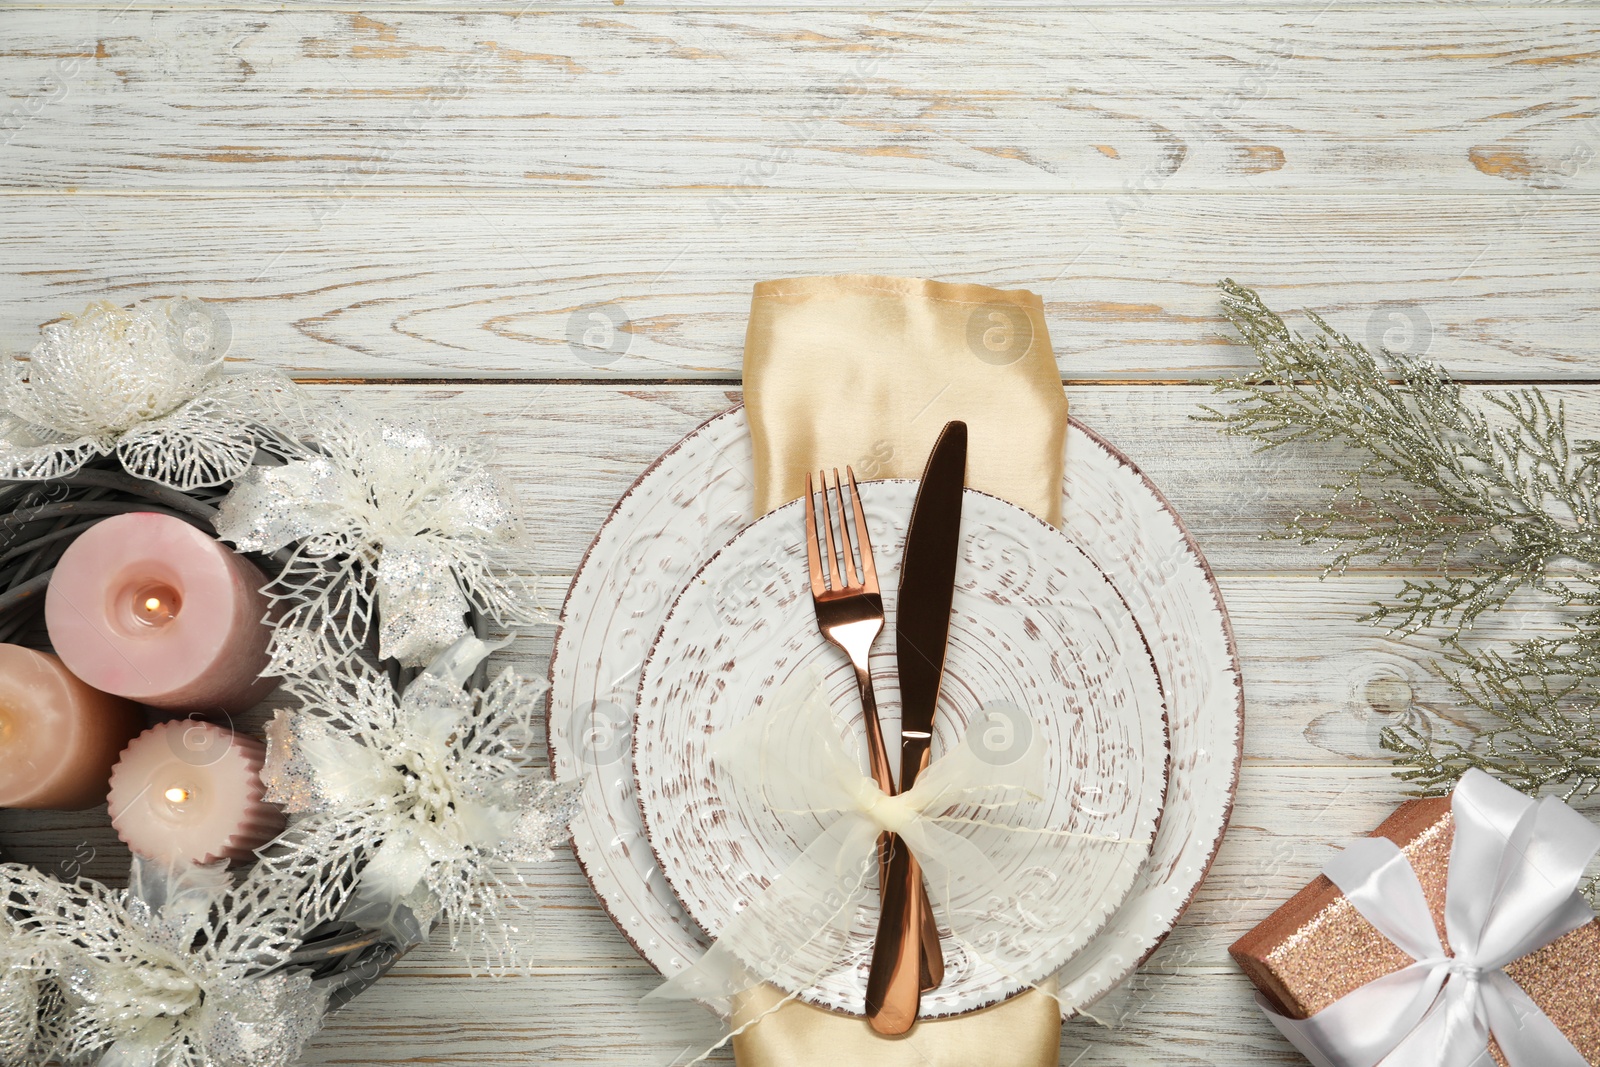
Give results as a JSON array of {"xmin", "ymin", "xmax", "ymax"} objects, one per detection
[
  {"xmin": 150, "ymin": 382, "xmax": 1593, "ymax": 579},
  {"xmin": 0, "ymin": 195, "xmax": 1596, "ymax": 381},
  {"xmin": 4, "ymin": 3, "xmax": 1600, "ymax": 1063},
  {"xmin": 0, "ymin": 767, "xmax": 1438, "ymax": 1066},
  {"xmin": 3, "ymin": 11, "xmax": 1598, "ymax": 194}
]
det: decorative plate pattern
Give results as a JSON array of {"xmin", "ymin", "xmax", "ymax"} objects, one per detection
[
  {"xmin": 547, "ymin": 406, "xmax": 1243, "ymax": 1017},
  {"xmin": 634, "ymin": 480, "xmax": 1168, "ymax": 1015}
]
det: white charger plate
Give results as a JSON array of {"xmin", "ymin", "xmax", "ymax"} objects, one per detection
[
  {"xmin": 633, "ymin": 480, "xmax": 1168, "ymax": 1016},
  {"xmin": 547, "ymin": 406, "xmax": 1243, "ymax": 1017}
]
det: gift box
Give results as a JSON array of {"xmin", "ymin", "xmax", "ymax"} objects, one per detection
[{"xmin": 1231, "ymin": 794, "xmax": 1600, "ymax": 1065}]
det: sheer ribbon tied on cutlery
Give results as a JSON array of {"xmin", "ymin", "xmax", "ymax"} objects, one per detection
[
  {"xmin": 648, "ymin": 672, "xmax": 1151, "ymax": 1045},
  {"xmin": 1263, "ymin": 769, "xmax": 1600, "ymax": 1067}
]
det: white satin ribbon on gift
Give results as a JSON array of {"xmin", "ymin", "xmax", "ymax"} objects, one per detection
[
  {"xmin": 646, "ymin": 671, "xmax": 1150, "ymax": 1041},
  {"xmin": 1264, "ymin": 769, "xmax": 1600, "ymax": 1067}
]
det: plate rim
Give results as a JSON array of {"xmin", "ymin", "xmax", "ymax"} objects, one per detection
[
  {"xmin": 1054, "ymin": 417, "xmax": 1245, "ymax": 1007},
  {"xmin": 546, "ymin": 403, "xmax": 1244, "ymax": 1017}
]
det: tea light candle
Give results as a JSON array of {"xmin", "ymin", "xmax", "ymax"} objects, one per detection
[
  {"xmin": 107, "ymin": 720, "xmax": 285, "ymax": 866},
  {"xmin": 0, "ymin": 644, "xmax": 143, "ymax": 809},
  {"xmin": 45, "ymin": 512, "xmax": 277, "ymax": 715}
]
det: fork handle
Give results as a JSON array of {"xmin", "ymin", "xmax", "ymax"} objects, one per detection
[
  {"xmin": 854, "ymin": 662, "xmax": 894, "ymax": 793},
  {"xmin": 852, "ymin": 664, "xmax": 943, "ymax": 993}
]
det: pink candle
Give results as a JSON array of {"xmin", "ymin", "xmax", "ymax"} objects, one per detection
[
  {"xmin": 0, "ymin": 644, "xmax": 143, "ymax": 809},
  {"xmin": 107, "ymin": 720, "xmax": 285, "ymax": 866},
  {"xmin": 45, "ymin": 512, "xmax": 277, "ymax": 715}
]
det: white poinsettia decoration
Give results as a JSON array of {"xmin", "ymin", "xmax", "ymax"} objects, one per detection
[
  {"xmin": 261, "ymin": 636, "xmax": 579, "ymax": 970},
  {"xmin": 1, "ymin": 854, "xmax": 346, "ymax": 1067},
  {"xmin": 0, "ymin": 298, "xmax": 307, "ymax": 489},
  {"xmin": 215, "ymin": 414, "xmax": 538, "ymax": 669},
  {"xmin": 0, "ymin": 919, "xmax": 62, "ymax": 1066}
]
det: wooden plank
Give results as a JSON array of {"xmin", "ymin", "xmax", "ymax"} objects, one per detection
[
  {"xmin": 178, "ymin": 382, "xmax": 1590, "ymax": 577},
  {"xmin": 0, "ymin": 767, "xmax": 1433, "ymax": 1065},
  {"xmin": 296, "ymin": 966, "xmax": 1306, "ymax": 1065},
  {"xmin": 2, "ymin": 11, "xmax": 1598, "ymax": 194},
  {"xmin": 7, "ymin": 0, "xmax": 1593, "ymax": 10},
  {"xmin": 289, "ymin": 768, "xmax": 1444, "ymax": 1065},
  {"xmin": 1, "ymin": 194, "xmax": 1598, "ymax": 381}
]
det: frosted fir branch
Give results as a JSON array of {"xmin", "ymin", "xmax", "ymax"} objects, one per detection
[
  {"xmin": 1198, "ymin": 280, "xmax": 1600, "ymax": 798},
  {"xmin": 1382, "ymin": 634, "xmax": 1600, "ymax": 800},
  {"xmin": 1197, "ymin": 279, "xmax": 1600, "ymax": 636}
]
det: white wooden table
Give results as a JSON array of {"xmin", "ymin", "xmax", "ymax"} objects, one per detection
[{"xmin": 3, "ymin": 6, "xmax": 1597, "ymax": 1064}]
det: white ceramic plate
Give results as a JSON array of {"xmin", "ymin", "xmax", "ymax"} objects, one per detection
[
  {"xmin": 633, "ymin": 481, "xmax": 1168, "ymax": 1015},
  {"xmin": 547, "ymin": 407, "xmax": 1243, "ymax": 1016}
]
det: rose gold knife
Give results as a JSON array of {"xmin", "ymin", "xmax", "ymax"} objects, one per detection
[{"xmin": 865, "ymin": 420, "xmax": 966, "ymax": 1035}]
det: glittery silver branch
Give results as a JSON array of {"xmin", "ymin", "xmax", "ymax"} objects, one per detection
[
  {"xmin": 261, "ymin": 637, "xmax": 580, "ymax": 973},
  {"xmin": 1198, "ymin": 279, "xmax": 1600, "ymax": 798}
]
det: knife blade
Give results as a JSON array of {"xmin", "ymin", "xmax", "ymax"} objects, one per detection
[
  {"xmin": 895, "ymin": 419, "xmax": 967, "ymax": 796},
  {"xmin": 864, "ymin": 420, "xmax": 966, "ymax": 1034}
]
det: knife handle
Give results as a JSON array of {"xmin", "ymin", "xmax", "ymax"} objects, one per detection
[
  {"xmin": 865, "ymin": 836, "xmax": 924, "ymax": 1035},
  {"xmin": 874, "ymin": 835, "xmax": 943, "ymax": 992},
  {"xmin": 855, "ymin": 663, "xmax": 943, "ymax": 991}
]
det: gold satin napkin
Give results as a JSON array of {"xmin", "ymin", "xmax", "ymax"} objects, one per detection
[
  {"xmin": 731, "ymin": 979, "xmax": 1062, "ymax": 1067},
  {"xmin": 736, "ymin": 274, "xmax": 1070, "ymax": 1067},
  {"xmin": 744, "ymin": 274, "xmax": 1068, "ymax": 527}
]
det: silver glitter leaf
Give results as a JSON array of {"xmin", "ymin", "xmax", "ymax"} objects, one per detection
[{"xmin": 0, "ymin": 917, "xmax": 64, "ymax": 1066}]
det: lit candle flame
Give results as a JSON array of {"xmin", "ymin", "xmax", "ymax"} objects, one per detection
[
  {"xmin": 130, "ymin": 585, "xmax": 179, "ymax": 628},
  {"xmin": 164, "ymin": 786, "xmax": 191, "ymax": 804}
]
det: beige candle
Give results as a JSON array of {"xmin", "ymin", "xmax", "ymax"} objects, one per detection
[{"xmin": 0, "ymin": 644, "xmax": 143, "ymax": 810}]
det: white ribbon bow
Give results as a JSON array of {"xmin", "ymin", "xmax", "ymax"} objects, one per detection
[
  {"xmin": 648, "ymin": 672, "xmax": 1148, "ymax": 1021},
  {"xmin": 1264, "ymin": 769, "xmax": 1600, "ymax": 1067}
]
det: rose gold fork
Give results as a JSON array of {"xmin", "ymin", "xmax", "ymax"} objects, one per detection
[{"xmin": 803, "ymin": 468, "xmax": 943, "ymax": 994}]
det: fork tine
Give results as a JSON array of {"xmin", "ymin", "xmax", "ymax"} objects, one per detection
[
  {"xmin": 819, "ymin": 470, "xmax": 843, "ymax": 591},
  {"xmin": 846, "ymin": 465, "xmax": 878, "ymax": 592},
  {"xmin": 832, "ymin": 467, "xmax": 859, "ymax": 588},
  {"xmin": 804, "ymin": 471, "xmax": 826, "ymax": 597}
]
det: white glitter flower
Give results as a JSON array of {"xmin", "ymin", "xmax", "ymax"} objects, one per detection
[
  {"xmin": 0, "ymin": 916, "xmax": 63, "ymax": 1066},
  {"xmin": 216, "ymin": 414, "xmax": 537, "ymax": 670},
  {"xmin": 261, "ymin": 637, "xmax": 579, "ymax": 971},
  {"xmin": 2, "ymin": 854, "xmax": 345, "ymax": 1067},
  {"xmin": 0, "ymin": 298, "xmax": 308, "ymax": 490}
]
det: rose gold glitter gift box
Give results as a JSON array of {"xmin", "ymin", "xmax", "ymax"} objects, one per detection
[{"xmin": 1230, "ymin": 796, "xmax": 1600, "ymax": 1066}]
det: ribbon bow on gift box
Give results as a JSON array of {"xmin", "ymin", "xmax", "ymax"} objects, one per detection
[{"xmin": 1264, "ymin": 769, "xmax": 1600, "ymax": 1067}]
